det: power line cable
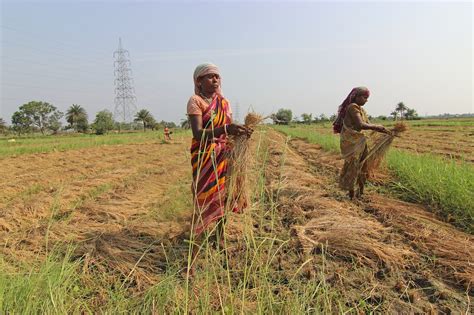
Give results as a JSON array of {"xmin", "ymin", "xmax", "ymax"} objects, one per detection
[
  {"xmin": 1, "ymin": 55, "xmax": 111, "ymax": 76},
  {"xmin": 1, "ymin": 68, "xmax": 112, "ymax": 83},
  {"xmin": 1, "ymin": 82, "xmax": 112, "ymax": 94},
  {"xmin": 1, "ymin": 95, "xmax": 110, "ymax": 105},
  {"xmin": 1, "ymin": 39, "xmax": 111, "ymax": 65},
  {"xmin": 0, "ymin": 25, "xmax": 112, "ymax": 57}
]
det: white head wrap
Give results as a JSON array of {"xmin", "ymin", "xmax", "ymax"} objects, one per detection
[{"xmin": 193, "ymin": 63, "xmax": 222, "ymax": 95}]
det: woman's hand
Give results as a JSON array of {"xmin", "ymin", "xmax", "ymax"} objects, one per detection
[
  {"xmin": 227, "ymin": 124, "xmax": 253, "ymax": 137},
  {"xmin": 373, "ymin": 125, "xmax": 391, "ymax": 134}
]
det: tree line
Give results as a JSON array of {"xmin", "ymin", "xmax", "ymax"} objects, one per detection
[
  {"xmin": 1, "ymin": 101, "xmax": 177, "ymax": 135},
  {"xmin": 0, "ymin": 100, "xmax": 423, "ymax": 133},
  {"xmin": 272, "ymin": 101, "xmax": 419, "ymax": 125}
]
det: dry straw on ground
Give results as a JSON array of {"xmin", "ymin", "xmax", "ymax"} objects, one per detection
[
  {"xmin": 368, "ymin": 195, "xmax": 474, "ymax": 290},
  {"xmin": 226, "ymin": 112, "xmax": 264, "ymax": 211},
  {"xmin": 294, "ymin": 213, "xmax": 413, "ymax": 270},
  {"xmin": 365, "ymin": 122, "xmax": 408, "ymax": 177}
]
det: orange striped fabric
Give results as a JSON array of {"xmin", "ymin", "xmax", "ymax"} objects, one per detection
[{"xmin": 190, "ymin": 94, "xmax": 237, "ymax": 235}]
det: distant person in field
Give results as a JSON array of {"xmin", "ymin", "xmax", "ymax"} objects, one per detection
[
  {"xmin": 164, "ymin": 126, "xmax": 171, "ymax": 140},
  {"xmin": 186, "ymin": 62, "xmax": 252, "ymax": 274},
  {"xmin": 333, "ymin": 87, "xmax": 389, "ymax": 199}
]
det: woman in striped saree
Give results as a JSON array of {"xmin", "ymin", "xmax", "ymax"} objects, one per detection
[{"xmin": 186, "ymin": 63, "xmax": 252, "ymax": 274}]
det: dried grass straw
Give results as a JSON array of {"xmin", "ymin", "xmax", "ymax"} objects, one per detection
[
  {"xmin": 295, "ymin": 213, "xmax": 413, "ymax": 270},
  {"xmin": 364, "ymin": 122, "xmax": 408, "ymax": 178},
  {"xmin": 226, "ymin": 112, "xmax": 264, "ymax": 210}
]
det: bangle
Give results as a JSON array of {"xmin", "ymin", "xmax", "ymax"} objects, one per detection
[{"xmin": 224, "ymin": 124, "xmax": 228, "ymax": 135}]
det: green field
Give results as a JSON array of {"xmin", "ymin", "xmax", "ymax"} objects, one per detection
[{"xmin": 0, "ymin": 130, "xmax": 187, "ymax": 158}]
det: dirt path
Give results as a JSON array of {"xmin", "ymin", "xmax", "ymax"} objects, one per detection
[{"xmin": 265, "ymin": 129, "xmax": 472, "ymax": 313}]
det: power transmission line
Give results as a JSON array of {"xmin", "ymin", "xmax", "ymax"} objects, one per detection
[
  {"xmin": 1, "ymin": 82, "xmax": 108, "ymax": 94},
  {"xmin": 1, "ymin": 68, "xmax": 111, "ymax": 84},
  {"xmin": 1, "ymin": 55, "xmax": 109, "ymax": 76},
  {"xmin": 0, "ymin": 25, "xmax": 111, "ymax": 57},
  {"xmin": 113, "ymin": 38, "xmax": 137, "ymax": 123},
  {"xmin": 1, "ymin": 40, "xmax": 111, "ymax": 65}
]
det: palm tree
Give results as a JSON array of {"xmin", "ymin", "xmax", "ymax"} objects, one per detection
[
  {"xmin": 134, "ymin": 109, "xmax": 154, "ymax": 131},
  {"xmin": 66, "ymin": 104, "xmax": 88, "ymax": 131},
  {"xmin": 396, "ymin": 102, "xmax": 407, "ymax": 120}
]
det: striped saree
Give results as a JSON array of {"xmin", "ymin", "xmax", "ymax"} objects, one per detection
[{"xmin": 191, "ymin": 95, "xmax": 236, "ymax": 235}]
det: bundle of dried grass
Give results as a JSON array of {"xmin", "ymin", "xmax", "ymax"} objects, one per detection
[
  {"xmin": 364, "ymin": 122, "xmax": 407, "ymax": 178},
  {"xmin": 227, "ymin": 112, "xmax": 263, "ymax": 211},
  {"xmin": 244, "ymin": 112, "xmax": 263, "ymax": 127},
  {"xmin": 294, "ymin": 214, "xmax": 413, "ymax": 269}
]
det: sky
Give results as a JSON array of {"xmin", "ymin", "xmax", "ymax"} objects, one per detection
[{"xmin": 1, "ymin": 0, "xmax": 472, "ymax": 124}]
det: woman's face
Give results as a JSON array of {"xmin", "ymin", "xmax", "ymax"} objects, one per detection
[
  {"xmin": 355, "ymin": 94, "xmax": 369, "ymax": 106},
  {"xmin": 198, "ymin": 73, "xmax": 220, "ymax": 94}
]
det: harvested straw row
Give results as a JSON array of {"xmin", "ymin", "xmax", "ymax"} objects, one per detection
[
  {"xmin": 294, "ymin": 213, "xmax": 413, "ymax": 269},
  {"xmin": 368, "ymin": 194, "xmax": 474, "ymax": 289},
  {"xmin": 226, "ymin": 112, "xmax": 263, "ymax": 211}
]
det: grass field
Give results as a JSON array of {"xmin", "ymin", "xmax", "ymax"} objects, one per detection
[
  {"xmin": 0, "ymin": 123, "xmax": 472, "ymax": 313},
  {"xmin": 0, "ymin": 130, "xmax": 187, "ymax": 158}
]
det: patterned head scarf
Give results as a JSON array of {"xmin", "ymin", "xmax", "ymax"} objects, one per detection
[
  {"xmin": 193, "ymin": 62, "xmax": 222, "ymax": 96},
  {"xmin": 332, "ymin": 86, "xmax": 370, "ymax": 133}
]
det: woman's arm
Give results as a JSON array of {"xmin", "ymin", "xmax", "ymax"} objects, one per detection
[
  {"xmin": 189, "ymin": 115, "xmax": 253, "ymax": 140},
  {"xmin": 352, "ymin": 112, "xmax": 389, "ymax": 133}
]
